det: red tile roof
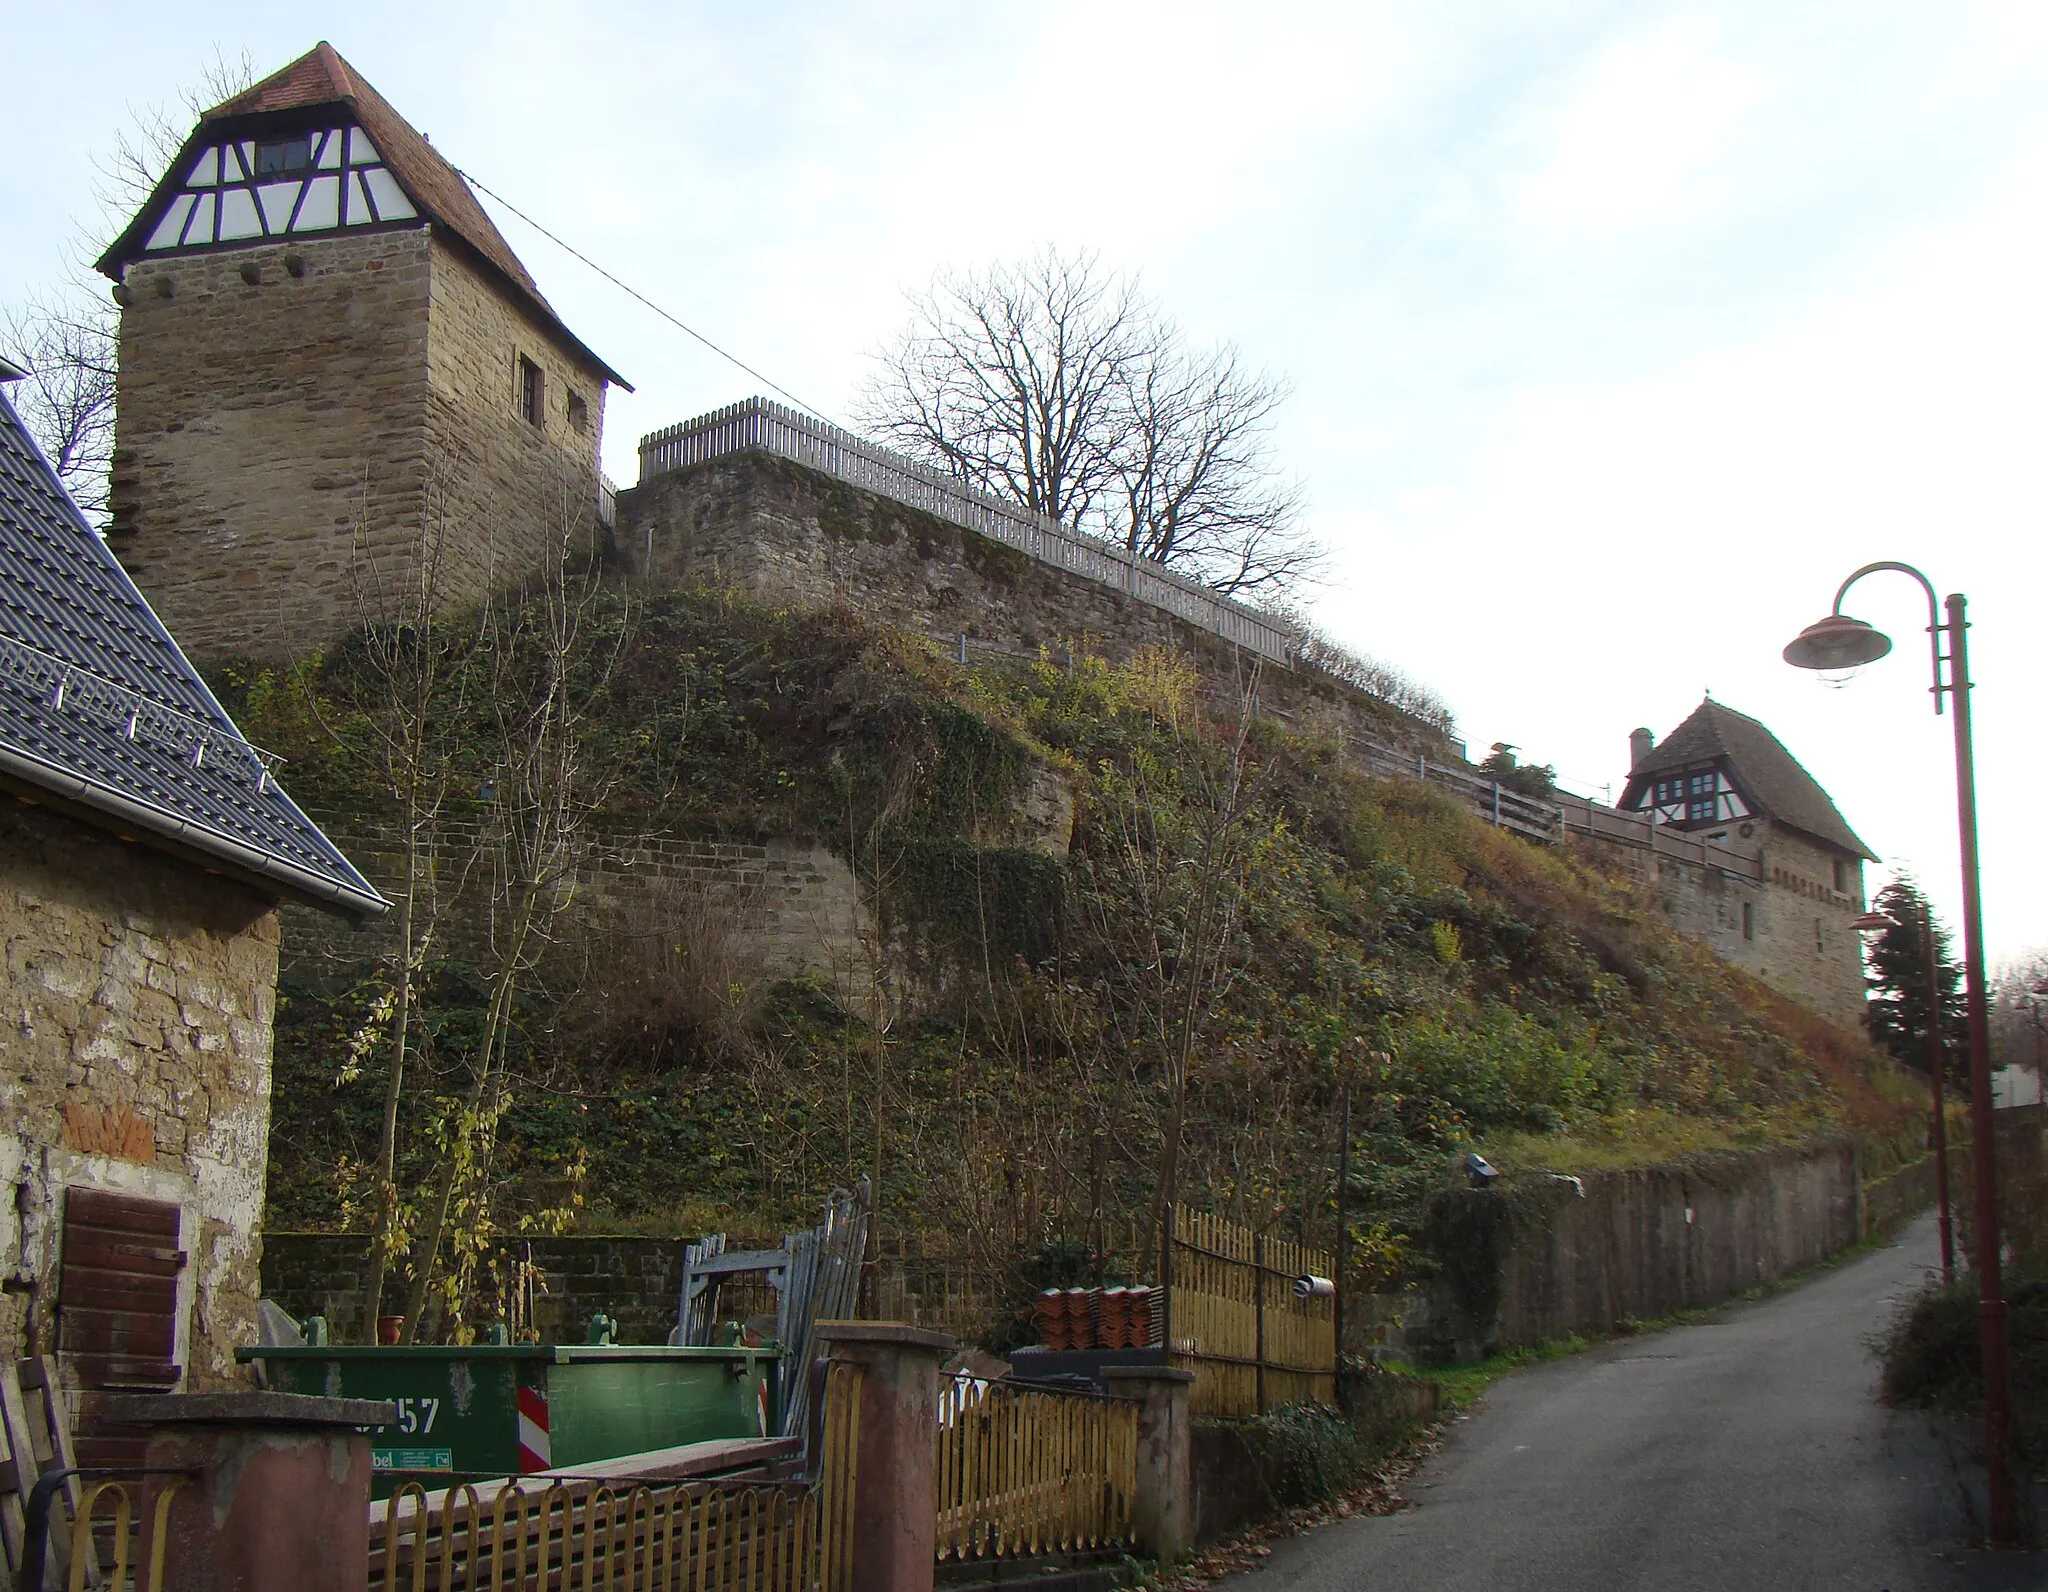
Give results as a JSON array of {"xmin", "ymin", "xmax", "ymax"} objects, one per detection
[{"xmin": 102, "ymin": 43, "xmax": 626, "ymax": 389}]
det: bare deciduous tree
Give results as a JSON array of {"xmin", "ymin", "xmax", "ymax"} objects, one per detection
[
  {"xmin": 857, "ymin": 248, "xmax": 1319, "ymax": 598},
  {"xmin": 2, "ymin": 292, "xmax": 117, "ymax": 520},
  {"xmin": 2, "ymin": 52, "xmax": 254, "ymax": 523}
]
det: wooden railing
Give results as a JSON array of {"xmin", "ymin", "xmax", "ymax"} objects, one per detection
[
  {"xmin": 1166, "ymin": 1208, "xmax": 1336, "ymax": 1417},
  {"xmin": 1556, "ymin": 794, "xmax": 1764, "ymax": 881},
  {"xmin": 367, "ymin": 1362, "xmax": 861, "ymax": 1592},
  {"xmin": 638, "ymin": 398, "xmax": 1306, "ymax": 669},
  {"xmin": 933, "ymin": 1376, "xmax": 1138, "ymax": 1561}
]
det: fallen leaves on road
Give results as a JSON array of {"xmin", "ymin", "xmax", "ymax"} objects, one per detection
[{"xmin": 1154, "ymin": 1419, "xmax": 1450, "ymax": 1588}]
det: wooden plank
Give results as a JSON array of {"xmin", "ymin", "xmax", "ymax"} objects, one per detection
[
  {"xmin": 55, "ymin": 1308, "xmax": 176, "ymax": 1358},
  {"xmin": 23, "ymin": 1358, "xmax": 98, "ymax": 1591},
  {"xmin": 47, "ymin": 1270, "xmax": 178, "ymax": 1313},
  {"xmin": 62, "ymin": 1190, "xmax": 180, "ymax": 1237},
  {"xmin": 0, "ymin": 1369, "xmax": 26, "ymax": 1577},
  {"xmin": 52, "ymin": 1234, "xmax": 185, "ymax": 1277}
]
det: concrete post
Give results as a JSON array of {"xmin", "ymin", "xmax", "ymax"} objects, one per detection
[
  {"xmin": 813, "ymin": 1323, "xmax": 953, "ymax": 1592},
  {"xmin": 1102, "ymin": 1366, "xmax": 1194, "ymax": 1563},
  {"xmin": 106, "ymin": 1391, "xmax": 394, "ymax": 1592}
]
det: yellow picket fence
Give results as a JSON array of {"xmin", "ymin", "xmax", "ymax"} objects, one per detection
[
  {"xmin": 1167, "ymin": 1208, "xmax": 1336, "ymax": 1416},
  {"xmin": 933, "ymin": 1376, "xmax": 1138, "ymax": 1561},
  {"xmin": 367, "ymin": 1363, "xmax": 862, "ymax": 1592}
]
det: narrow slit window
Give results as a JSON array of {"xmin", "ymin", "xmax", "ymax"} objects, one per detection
[
  {"xmin": 518, "ymin": 356, "xmax": 544, "ymax": 428},
  {"xmin": 1742, "ymin": 902, "xmax": 1753, "ymax": 941},
  {"xmin": 567, "ymin": 392, "xmax": 589, "ymax": 432}
]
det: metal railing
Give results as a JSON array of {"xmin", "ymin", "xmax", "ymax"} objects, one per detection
[
  {"xmin": 19, "ymin": 1468, "xmax": 192, "ymax": 1592},
  {"xmin": 638, "ymin": 398, "xmax": 1306, "ymax": 668},
  {"xmin": 0, "ymin": 629, "xmax": 282, "ymax": 796},
  {"xmin": 934, "ymin": 1375, "xmax": 1138, "ymax": 1561},
  {"xmin": 369, "ymin": 1362, "xmax": 861, "ymax": 1592}
]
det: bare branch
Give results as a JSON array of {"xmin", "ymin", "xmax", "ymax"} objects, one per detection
[{"xmin": 858, "ymin": 249, "xmax": 1321, "ymax": 598}]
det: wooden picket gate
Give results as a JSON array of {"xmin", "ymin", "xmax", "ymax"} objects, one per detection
[
  {"xmin": 1165, "ymin": 1208, "xmax": 1336, "ymax": 1416},
  {"xmin": 933, "ymin": 1375, "xmax": 1138, "ymax": 1562},
  {"xmin": 367, "ymin": 1362, "xmax": 862, "ymax": 1592}
]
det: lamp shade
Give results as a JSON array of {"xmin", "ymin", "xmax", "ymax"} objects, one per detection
[{"xmin": 1784, "ymin": 613, "xmax": 1892, "ymax": 670}]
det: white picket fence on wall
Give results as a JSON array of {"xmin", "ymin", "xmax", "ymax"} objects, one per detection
[{"xmin": 637, "ymin": 397, "xmax": 1306, "ymax": 668}]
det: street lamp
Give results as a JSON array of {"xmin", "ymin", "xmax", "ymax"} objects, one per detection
[
  {"xmin": 1784, "ymin": 562, "xmax": 2015, "ymax": 1544},
  {"xmin": 1850, "ymin": 905, "xmax": 1955, "ymax": 1286}
]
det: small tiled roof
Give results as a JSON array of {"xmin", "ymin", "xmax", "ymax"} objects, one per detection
[
  {"xmin": 1624, "ymin": 698, "xmax": 1877, "ymax": 862},
  {"xmin": 97, "ymin": 42, "xmax": 627, "ymax": 390},
  {"xmin": 0, "ymin": 376, "xmax": 386, "ymax": 918}
]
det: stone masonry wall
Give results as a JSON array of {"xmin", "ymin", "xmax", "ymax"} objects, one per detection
[
  {"xmin": 423, "ymin": 234, "xmax": 608, "ymax": 592},
  {"xmin": 0, "ymin": 798, "xmax": 281, "ymax": 1388},
  {"xmin": 108, "ymin": 229, "xmax": 434, "ymax": 662},
  {"xmin": 1575, "ymin": 820, "xmax": 1868, "ymax": 1031},
  {"xmin": 616, "ymin": 452, "xmax": 1444, "ymax": 757},
  {"xmin": 108, "ymin": 227, "xmax": 611, "ymax": 666},
  {"xmin": 279, "ymin": 823, "xmax": 872, "ymax": 999}
]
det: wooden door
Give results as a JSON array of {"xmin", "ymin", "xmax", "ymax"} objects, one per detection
[{"xmin": 56, "ymin": 1187, "xmax": 186, "ymax": 1469}]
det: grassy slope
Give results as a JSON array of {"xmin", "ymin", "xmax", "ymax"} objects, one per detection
[{"xmin": 229, "ymin": 583, "xmax": 1923, "ymax": 1291}]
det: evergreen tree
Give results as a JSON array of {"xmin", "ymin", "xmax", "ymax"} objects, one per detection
[{"xmin": 1864, "ymin": 876, "xmax": 1965, "ymax": 1078}]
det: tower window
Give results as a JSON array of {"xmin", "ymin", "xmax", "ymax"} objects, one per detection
[
  {"xmin": 518, "ymin": 356, "xmax": 544, "ymax": 429},
  {"xmin": 1742, "ymin": 902, "xmax": 1753, "ymax": 941},
  {"xmin": 1815, "ymin": 918, "xmax": 1824, "ymax": 953},
  {"xmin": 567, "ymin": 392, "xmax": 590, "ymax": 432},
  {"xmin": 255, "ymin": 136, "xmax": 313, "ymax": 177},
  {"xmin": 1831, "ymin": 857, "xmax": 1847, "ymax": 891}
]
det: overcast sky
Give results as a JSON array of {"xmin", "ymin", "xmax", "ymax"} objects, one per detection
[{"xmin": 5, "ymin": 1, "xmax": 2044, "ymax": 963}]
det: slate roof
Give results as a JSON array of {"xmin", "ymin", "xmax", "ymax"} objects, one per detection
[
  {"xmin": 96, "ymin": 42, "xmax": 628, "ymax": 390},
  {"xmin": 0, "ymin": 373, "xmax": 385, "ymax": 918},
  {"xmin": 1623, "ymin": 698, "xmax": 1877, "ymax": 862}
]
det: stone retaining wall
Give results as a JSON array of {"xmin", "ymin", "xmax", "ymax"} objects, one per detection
[{"xmin": 1416, "ymin": 1137, "xmax": 1868, "ymax": 1362}]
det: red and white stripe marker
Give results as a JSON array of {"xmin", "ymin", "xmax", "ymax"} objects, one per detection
[{"xmin": 516, "ymin": 1385, "xmax": 551, "ymax": 1473}]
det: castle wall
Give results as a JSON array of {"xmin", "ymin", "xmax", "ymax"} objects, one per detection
[
  {"xmin": 108, "ymin": 230, "xmax": 435, "ymax": 661},
  {"xmin": 423, "ymin": 236, "xmax": 607, "ymax": 586},
  {"xmin": 1575, "ymin": 820, "xmax": 1867, "ymax": 1031},
  {"xmin": 0, "ymin": 799, "xmax": 280, "ymax": 1388},
  {"xmin": 617, "ymin": 452, "xmax": 1439, "ymax": 755}
]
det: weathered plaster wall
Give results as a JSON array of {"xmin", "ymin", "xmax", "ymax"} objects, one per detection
[{"xmin": 0, "ymin": 798, "xmax": 280, "ymax": 1387}]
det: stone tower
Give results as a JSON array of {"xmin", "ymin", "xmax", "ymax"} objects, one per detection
[
  {"xmin": 1617, "ymin": 697, "xmax": 1876, "ymax": 1029},
  {"xmin": 96, "ymin": 42, "xmax": 628, "ymax": 662}
]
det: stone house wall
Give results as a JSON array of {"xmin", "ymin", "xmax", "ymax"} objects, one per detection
[
  {"xmin": 108, "ymin": 227, "xmax": 606, "ymax": 664},
  {"xmin": 0, "ymin": 798, "xmax": 281, "ymax": 1388}
]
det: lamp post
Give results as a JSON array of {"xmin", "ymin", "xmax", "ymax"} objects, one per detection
[
  {"xmin": 1850, "ymin": 903, "xmax": 1955, "ymax": 1286},
  {"xmin": 1783, "ymin": 562, "xmax": 2014, "ymax": 1544}
]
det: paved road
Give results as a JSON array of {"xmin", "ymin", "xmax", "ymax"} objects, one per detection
[{"xmin": 1227, "ymin": 1215, "xmax": 2045, "ymax": 1591}]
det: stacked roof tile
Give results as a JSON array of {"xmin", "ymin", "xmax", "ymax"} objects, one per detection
[{"xmin": 0, "ymin": 374, "xmax": 385, "ymax": 917}]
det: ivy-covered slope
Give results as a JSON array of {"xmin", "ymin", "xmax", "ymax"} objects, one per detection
[{"xmin": 228, "ymin": 584, "xmax": 1921, "ymax": 1286}]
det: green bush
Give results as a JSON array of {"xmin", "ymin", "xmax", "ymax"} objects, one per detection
[
  {"xmin": 1245, "ymin": 1402, "xmax": 1365, "ymax": 1508},
  {"xmin": 1877, "ymin": 1271, "xmax": 2048, "ymax": 1469}
]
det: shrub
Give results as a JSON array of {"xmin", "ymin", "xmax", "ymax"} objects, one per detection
[{"xmin": 1245, "ymin": 1402, "xmax": 1365, "ymax": 1507}]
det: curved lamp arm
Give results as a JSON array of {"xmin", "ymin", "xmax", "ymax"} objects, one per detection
[{"xmin": 1833, "ymin": 560, "xmax": 1948, "ymax": 714}]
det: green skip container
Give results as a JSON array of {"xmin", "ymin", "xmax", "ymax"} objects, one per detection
[{"xmin": 236, "ymin": 1345, "xmax": 778, "ymax": 1495}]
